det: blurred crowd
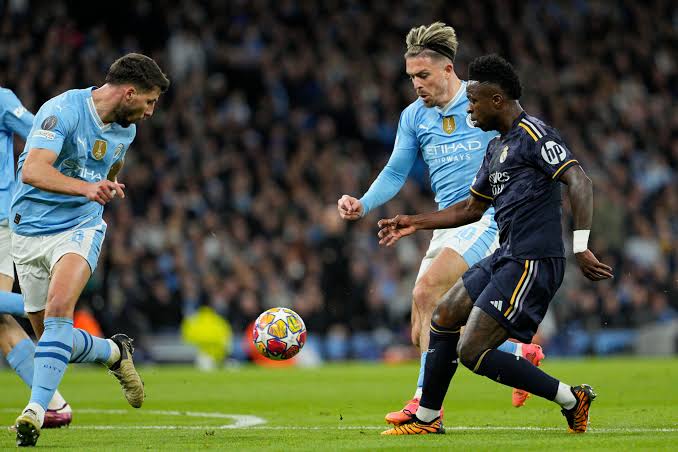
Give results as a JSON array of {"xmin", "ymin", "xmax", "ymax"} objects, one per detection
[{"xmin": 0, "ymin": 0, "xmax": 675, "ymax": 360}]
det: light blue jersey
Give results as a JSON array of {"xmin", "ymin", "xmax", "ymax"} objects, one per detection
[
  {"xmin": 0, "ymin": 88, "xmax": 34, "ymax": 222},
  {"xmin": 11, "ymin": 87, "xmax": 134, "ymax": 236},
  {"xmin": 360, "ymin": 81, "xmax": 498, "ymax": 214}
]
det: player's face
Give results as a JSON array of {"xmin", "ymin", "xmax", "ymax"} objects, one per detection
[
  {"xmin": 466, "ymin": 82, "xmax": 499, "ymax": 131},
  {"xmin": 115, "ymin": 86, "xmax": 162, "ymax": 127},
  {"xmin": 406, "ymin": 56, "xmax": 453, "ymax": 108}
]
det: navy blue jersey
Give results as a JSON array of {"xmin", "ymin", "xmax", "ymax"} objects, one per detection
[{"xmin": 470, "ymin": 112, "xmax": 579, "ymax": 259}]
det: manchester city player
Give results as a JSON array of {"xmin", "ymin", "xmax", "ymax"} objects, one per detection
[
  {"xmin": 0, "ymin": 87, "xmax": 73, "ymax": 428},
  {"xmin": 378, "ymin": 55, "xmax": 612, "ymax": 435},
  {"xmin": 10, "ymin": 53, "xmax": 170, "ymax": 447},
  {"xmin": 337, "ymin": 22, "xmax": 544, "ymax": 422}
]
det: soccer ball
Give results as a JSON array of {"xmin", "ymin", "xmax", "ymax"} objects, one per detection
[{"xmin": 252, "ymin": 307, "xmax": 307, "ymax": 360}]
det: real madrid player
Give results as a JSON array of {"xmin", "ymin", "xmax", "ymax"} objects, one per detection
[
  {"xmin": 0, "ymin": 87, "xmax": 72, "ymax": 428},
  {"xmin": 378, "ymin": 55, "xmax": 612, "ymax": 435},
  {"xmin": 10, "ymin": 53, "xmax": 169, "ymax": 447},
  {"xmin": 337, "ymin": 22, "xmax": 544, "ymax": 423}
]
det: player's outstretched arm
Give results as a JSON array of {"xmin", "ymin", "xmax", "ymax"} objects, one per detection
[
  {"xmin": 22, "ymin": 148, "xmax": 125, "ymax": 205},
  {"xmin": 560, "ymin": 165, "xmax": 613, "ymax": 281},
  {"xmin": 377, "ymin": 196, "xmax": 490, "ymax": 246},
  {"xmin": 337, "ymin": 194, "xmax": 364, "ymax": 220}
]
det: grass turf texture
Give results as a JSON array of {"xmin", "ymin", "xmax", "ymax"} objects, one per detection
[{"xmin": 0, "ymin": 358, "xmax": 676, "ymax": 450}]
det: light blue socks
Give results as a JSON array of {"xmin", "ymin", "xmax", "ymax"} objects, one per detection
[
  {"xmin": 0, "ymin": 291, "xmax": 25, "ymax": 317},
  {"xmin": 30, "ymin": 317, "xmax": 73, "ymax": 409},
  {"xmin": 497, "ymin": 340, "xmax": 518, "ymax": 355},
  {"xmin": 71, "ymin": 328, "xmax": 112, "ymax": 364},
  {"xmin": 6, "ymin": 338, "xmax": 35, "ymax": 387}
]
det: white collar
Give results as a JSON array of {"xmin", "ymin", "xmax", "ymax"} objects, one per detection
[
  {"xmin": 434, "ymin": 80, "xmax": 467, "ymax": 115},
  {"xmin": 86, "ymin": 94, "xmax": 112, "ymax": 131}
]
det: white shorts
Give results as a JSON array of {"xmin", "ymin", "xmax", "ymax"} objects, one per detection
[
  {"xmin": 0, "ymin": 220, "xmax": 13, "ymax": 278},
  {"xmin": 11, "ymin": 222, "xmax": 107, "ymax": 313},
  {"xmin": 416, "ymin": 214, "xmax": 499, "ymax": 282}
]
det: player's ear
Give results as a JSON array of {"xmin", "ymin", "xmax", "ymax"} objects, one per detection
[
  {"xmin": 123, "ymin": 86, "xmax": 137, "ymax": 102},
  {"xmin": 491, "ymin": 93, "xmax": 504, "ymax": 108}
]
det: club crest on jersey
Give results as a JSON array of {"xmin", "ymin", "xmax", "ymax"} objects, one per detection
[
  {"xmin": 442, "ymin": 116, "xmax": 456, "ymax": 134},
  {"xmin": 499, "ymin": 146, "xmax": 509, "ymax": 163},
  {"xmin": 113, "ymin": 143, "xmax": 124, "ymax": 159},
  {"xmin": 92, "ymin": 139, "xmax": 108, "ymax": 160}
]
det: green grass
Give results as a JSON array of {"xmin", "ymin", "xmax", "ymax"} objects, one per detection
[{"xmin": 1, "ymin": 358, "xmax": 676, "ymax": 450}]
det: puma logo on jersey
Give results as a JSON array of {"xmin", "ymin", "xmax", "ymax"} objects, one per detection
[
  {"xmin": 419, "ymin": 124, "xmax": 430, "ymax": 130},
  {"xmin": 490, "ymin": 300, "xmax": 503, "ymax": 311}
]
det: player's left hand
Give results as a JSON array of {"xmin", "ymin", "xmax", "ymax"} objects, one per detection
[
  {"xmin": 575, "ymin": 249, "xmax": 613, "ymax": 281},
  {"xmin": 377, "ymin": 215, "xmax": 416, "ymax": 247}
]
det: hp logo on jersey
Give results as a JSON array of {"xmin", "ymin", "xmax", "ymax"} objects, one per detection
[{"xmin": 541, "ymin": 140, "xmax": 566, "ymax": 164}]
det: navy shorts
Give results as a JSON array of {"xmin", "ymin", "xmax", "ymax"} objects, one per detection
[{"xmin": 462, "ymin": 253, "xmax": 565, "ymax": 343}]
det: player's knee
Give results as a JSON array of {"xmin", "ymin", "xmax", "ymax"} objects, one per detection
[
  {"xmin": 412, "ymin": 280, "xmax": 437, "ymax": 313},
  {"xmin": 431, "ymin": 297, "xmax": 464, "ymax": 330},
  {"xmin": 457, "ymin": 338, "xmax": 483, "ymax": 372},
  {"xmin": 431, "ymin": 281, "xmax": 472, "ymax": 327}
]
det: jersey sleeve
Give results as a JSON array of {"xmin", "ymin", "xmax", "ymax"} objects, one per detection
[
  {"xmin": 0, "ymin": 90, "xmax": 34, "ymax": 139},
  {"xmin": 359, "ymin": 109, "xmax": 419, "ymax": 215},
  {"xmin": 528, "ymin": 134, "xmax": 579, "ymax": 180},
  {"xmin": 469, "ymin": 140, "xmax": 494, "ymax": 201},
  {"xmin": 25, "ymin": 100, "xmax": 77, "ymax": 156}
]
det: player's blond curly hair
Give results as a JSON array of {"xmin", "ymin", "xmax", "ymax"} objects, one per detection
[{"xmin": 405, "ymin": 22, "xmax": 458, "ymax": 62}]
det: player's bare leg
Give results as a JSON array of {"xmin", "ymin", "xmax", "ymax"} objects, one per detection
[
  {"xmin": 385, "ymin": 249, "xmax": 465, "ymax": 425},
  {"xmin": 458, "ymin": 308, "xmax": 596, "ymax": 433}
]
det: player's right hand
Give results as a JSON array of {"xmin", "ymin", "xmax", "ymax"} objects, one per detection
[
  {"xmin": 377, "ymin": 215, "xmax": 416, "ymax": 246},
  {"xmin": 84, "ymin": 180, "xmax": 126, "ymax": 205},
  {"xmin": 337, "ymin": 194, "xmax": 364, "ymax": 220}
]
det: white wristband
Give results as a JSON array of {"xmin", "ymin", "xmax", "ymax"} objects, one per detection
[{"xmin": 573, "ymin": 230, "xmax": 590, "ymax": 254}]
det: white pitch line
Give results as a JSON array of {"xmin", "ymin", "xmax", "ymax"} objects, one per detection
[
  {"xmin": 0, "ymin": 409, "xmax": 674, "ymax": 433},
  {"xmin": 0, "ymin": 408, "xmax": 266, "ymax": 429}
]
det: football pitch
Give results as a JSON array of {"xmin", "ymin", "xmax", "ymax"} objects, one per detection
[{"xmin": 0, "ymin": 358, "xmax": 676, "ymax": 450}]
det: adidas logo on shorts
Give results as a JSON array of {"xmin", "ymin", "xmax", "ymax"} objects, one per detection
[{"xmin": 490, "ymin": 300, "xmax": 503, "ymax": 311}]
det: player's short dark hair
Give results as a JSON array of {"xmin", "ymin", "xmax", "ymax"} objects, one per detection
[
  {"xmin": 468, "ymin": 54, "xmax": 522, "ymax": 100},
  {"xmin": 105, "ymin": 53, "xmax": 170, "ymax": 93}
]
